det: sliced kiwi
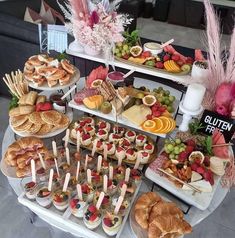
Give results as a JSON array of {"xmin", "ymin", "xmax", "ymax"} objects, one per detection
[{"xmin": 181, "ymin": 64, "xmax": 191, "ymax": 73}]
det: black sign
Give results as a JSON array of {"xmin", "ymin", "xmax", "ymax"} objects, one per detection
[{"xmin": 199, "ymin": 110, "xmax": 235, "ymax": 143}]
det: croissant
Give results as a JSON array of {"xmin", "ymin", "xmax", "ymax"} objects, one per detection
[
  {"xmin": 134, "ymin": 192, "xmax": 162, "ymax": 229},
  {"xmin": 149, "ymin": 201, "xmax": 183, "ymax": 223},
  {"xmin": 148, "ymin": 215, "xmax": 192, "ymax": 238}
]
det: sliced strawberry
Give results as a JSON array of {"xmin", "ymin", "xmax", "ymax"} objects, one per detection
[
  {"xmin": 54, "ymin": 195, "xmax": 63, "ymax": 203},
  {"xmin": 89, "ymin": 214, "xmax": 98, "ymax": 221},
  {"xmin": 99, "ymin": 129, "xmax": 106, "ymax": 135},
  {"xmin": 96, "ymin": 140, "xmax": 103, "ymax": 148},
  {"xmin": 103, "ymin": 217, "xmax": 112, "ymax": 227},
  {"xmin": 70, "ymin": 199, "xmax": 79, "ymax": 209},
  {"xmin": 88, "ymin": 205, "xmax": 97, "ymax": 213},
  {"xmin": 107, "ymin": 143, "xmax": 113, "ymax": 150},
  {"xmin": 142, "ymin": 151, "xmax": 149, "ymax": 157},
  {"xmin": 196, "ymin": 166, "xmax": 205, "ymax": 174},
  {"xmin": 117, "ymin": 146, "xmax": 124, "ymax": 152},
  {"xmin": 99, "ymin": 122, "xmax": 106, "ymax": 129},
  {"xmin": 137, "ymin": 135, "xmax": 145, "ymax": 141},
  {"xmin": 127, "ymin": 131, "xmax": 135, "ymax": 137},
  {"xmin": 126, "ymin": 148, "xmax": 134, "ymax": 155},
  {"xmin": 82, "ymin": 133, "xmax": 90, "ymax": 141},
  {"xmin": 145, "ymin": 144, "xmax": 153, "ymax": 150},
  {"xmin": 113, "ymin": 134, "xmax": 120, "ymax": 139}
]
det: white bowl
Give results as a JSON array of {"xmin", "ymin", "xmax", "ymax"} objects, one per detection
[{"xmin": 144, "ymin": 42, "xmax": 163, "ymax": 56}]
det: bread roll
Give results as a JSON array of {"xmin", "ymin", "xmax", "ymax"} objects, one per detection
[
  {"xmin": 9, "ymin": 105, "xmax": 35, "ymax": 117},
  {"xmin": 18, "ymin": 91, "xmax": 38, "ymax": 105}
]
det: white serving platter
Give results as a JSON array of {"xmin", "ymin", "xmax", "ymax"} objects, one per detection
[
  {"xmin": 18, "ymin": 181, "xmax": 142, "ymax": 238},
  {"xmin": 27, "ymin": 68, "xmax": 80, "ymax": 91}
]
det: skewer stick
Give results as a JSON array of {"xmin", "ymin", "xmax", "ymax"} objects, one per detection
[
  {"xmin": 157, "ymin": 168, "xmax": 202, "ymax": 193},
  {"xmin": 48, "ymin": 169, "xmax": 54, "ymax": 192},
  {"xmin": 212, "ymin": 143, "xmax": 233, "ymax": 148}
]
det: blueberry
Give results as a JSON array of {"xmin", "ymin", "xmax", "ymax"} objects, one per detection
[
  {"xmin": 114, "ymin": 218, "xmax": 119, "ymax": 222},
  {"xmin": 85, "ymin": 215, "xmax": 89, "ymax": 220},
  {"xmin": 76, "ymin": 204, "xmax": 81, "ymax": 209}
]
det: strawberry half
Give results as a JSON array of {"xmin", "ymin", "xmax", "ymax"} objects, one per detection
[{"xmin": 88, "ymin": 205, "xmax": 97, "ymax": 213}]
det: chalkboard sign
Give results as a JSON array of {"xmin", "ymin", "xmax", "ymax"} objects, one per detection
[{"xmin": 199, "ymin": 110, "xmax": 235, "ymax": 143}]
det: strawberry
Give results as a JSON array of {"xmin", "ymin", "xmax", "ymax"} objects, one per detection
[
  {"xmin": 194, "ymin": 158, "xmax": 202, "ymax": 165},
  {"xmin": 76, "ymin": 127, "xmax": 83, "ymax": 133},
  {"xmin": 145, "ymin": 144, "xmax": 153, "ymax": 150},
  {"xmin": 107, "ymin": 143, "xmax": 113, "ymax": 150},
  {"xmin": 191, "ymin": 163, "xmax": 198, "ymax": 171},
  {"xmin": 42, "ymin": 191, "xmax": 51, "ymax": 197},
  {"xmin": 26, "ymin": 181, "xmax": 36, "ymax": 189},
  {"xmin": 185, "ymin": 139, "xmax": 196, "ymax": 147},
  {"xmin": 178, "ymin": 151, "xmax": 188, "ymax": 162},
  {"xmin": 127, "ymin": 148, "xmax": 134, "ymax": 155},
  {"xmin": 127, "ymin": 131, "xmax": 135, "ymax": 137},
  {"xmin": 89, "ymin": 214, "xmax": 98, "ymax": 221},
  {"xmin": 185, "ymin": 145, "xmax": 194, "ymax": 154},
  {"xmin": 146, "ymin": 114, "xmax": 153, "ymax": 120},
  {"xmin": 82, "ymin": 133, "xmax": 90, "ymax": 140},
  {"xmin": 85, "ymin": 126, "xmax": 93, "ymax": 131},
  {"xmin": 99, "ymin": 129, "xmax": 106, "ymax": 135},
  {"xmin": 113, "ymin": 134, "xmax": 120, "ymax": 139},
  {"xmin": 163, "ymin": 54, "xmax": 171, "ymax": 62},
  {"xmin": 159, "ymin": 106, "xmax": 166, "ymax": 112},
  {"xmin": 142, "ymin": 51, "xmax": 151, "ymax": 58},
  {"xmin": 54, "ymin": 195, "xmax": 63, "ymax": 203},
  {"xmin": 171, "ymin": 54, "xmax": 180, "ymax": 61},
  {"xmin": 40, "ymin": 102, "xmax": 52, "ymax": 111},
  {"xmin": 137, "ymin": 135, "xmax": 145, "ymax": 141},
  {"xmin": 96, "ymin": 140, "xmax": 103, "ymax": 148},
  {"xmin": 142, "ymin": 152, "xmax": 149, "ymax": 157},
  {"xmin": 122, "ymin": 139, "xmax": 130, "ymax": 147},
  {"xmin": 35, "ymin": 102, "xmax": 43, "ymax": 112},
  {"xmin": 103, "ymin": 217, "xmax": 112, "ymax": 227},
  {"xmin": 88, "ymin": 205, "xmax": 97, "ymax": 213},
  {"xmin": 99, "ymin": 122, "xmax": 106, "ymax": 129},
  {"xmin": 155, "ymin": 62, "xmax": 164, "ymax": 69},
  {"xmin": 79, "ymin": 121, "xmax": 86, "ymax": 127},
  {"xmin": 152, "ymin": 111, "xmax": 161, "ymax": 117},
  {"xmin": 117, "ymin": 146, "xmax": 124, "ymax": 152},
  {"xmin": 70, "ymin": 199, "xmax": 79, "ymax": 209},
  {"xmin": 196, "ymin": 166, "xmax": 205, "ymax": 174}
]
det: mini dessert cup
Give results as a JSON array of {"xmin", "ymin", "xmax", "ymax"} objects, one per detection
[
  {"xmin": 111, "ymin": 196, "xmax": 130, "ymax": 217},
  {"xmin": 102, "ymin": 211, "xmax": 122, "ymax": 236},
  {"xmin": 143, "ymin": 143, "xmax": 154, "ymax": 154},
  {"xmin": 21, "ymin": 179, "xmax": 38, "ymax": 200},
  {"xmin": 126, "ymin": 148, "xmax": 137, "ymax": 161},
  {"xmin": 36, "ymin": 183, "xmax": 53, "ymax": 208},
  {"xmin": 83, "ymin": 204, "xmax": 102, "ymax": 230},
  {"xmin": 36, "ymin": 167, "xmax": 49, "ymax": 182},
  {"xmin": 52, "ymin": 188, "xmax": 71, "ymax": 211},
  {"xmin": 130, "ymin": 169, "xmax": 142, "ymax": 185},
  {"xmin": 113, "ymin": 165, "xmax": 126, "ymax": 182},
  {"xmin": 101, "ymin": 160, "xmax": 110, "ymax": 175},
  {"xmin": 96, "ymin": 129, "xmax": 108, "ymax": 140},
  {"xmin": 115, "ymin": 146, "xmax": 126, "ymax": 161},
  {"xmin": 136, "ymin": 134, "xmax": 147, "ymax": 147},
  {"xmin": 106, "ymin": 142, "xmax": 116, "ymax": 155},
  {"xmin": 81, "ymin": 133, "xmax": 92, "ymax": 146},
  {"xmin": 93, "ymin": 191, "xmax": 111, "ymax": 211},
  {"xmin": 118, "ymin": 180, "xmax": 136, "ymax": 198},
  {"xmin": 113, "ymin": 126, "xmax": 125, "ymax": 137},
  {"xmin": 118, "ymin": 138, "xmax": 131, "ymax": 149},
  {"xmin": 91, "ymin": 170, "xmax": 103, "ymax": 189},
  {"xmin": 107, "ymin": 179, "xmax": 118, "ymax": 196},
  {"xmin": 108, "ymin": 133, "xmax": 121, "ymax": 144},
  {"xmin": 81, "ymin": 182, "xmax": 95, "ymax": 203},
  {"xmin": 136, "ymin": 150, "xmax": 150, "ymax": 164},
  {"xmin": 84, "ymin": 125, "xmax": 96, "ymax": 136},
  {"xmin": 97, "ymin": 121, "xmax": 111, "ymax": 132},
  {"xmin": 81, "ymin": 117, "xmax": 95, "ymax": 126},
  {"xmin": 125, "ymin": 130, "xmax": 136, "ymax": 142},
  {"xmin": 70, "ymin": 196, "xmax": 87, "ymax": 218},
  {"xmin": 96, "ymin": 139, "xmax": 104, "ymax": 152}
]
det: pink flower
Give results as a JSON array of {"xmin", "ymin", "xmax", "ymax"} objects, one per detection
[{"xmin": 89, "ymin": 11, "xmax": 99, "ymax": 28}]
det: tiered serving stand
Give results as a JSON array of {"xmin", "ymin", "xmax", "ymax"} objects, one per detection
[{"xmin": 0, "ymin": 44, "xmax": 230, "ymax": 238}]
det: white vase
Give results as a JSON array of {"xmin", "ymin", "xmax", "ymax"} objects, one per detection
[
  {"xmin": 68, "ymin": 40, "xmax": 84, "ymax": 53},
  {"xmin": 191, "ymin": 61, "xmax": 209, "ymax": 82},
  {"xmin": 84, "ymin": 45, "xmax": 101, "ymax": 56}
]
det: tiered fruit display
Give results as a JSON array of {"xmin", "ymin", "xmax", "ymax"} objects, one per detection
[{"xmin": 162, "ymin": 138, "xmax": 214, "ymax": 185}]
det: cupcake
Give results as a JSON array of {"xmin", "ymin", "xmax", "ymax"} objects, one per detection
[
  {"xmin": 113, "ymin": 126, "xmax": 125, "ymax": 137},
  {"xmin": 119, "ymin": 138, "xmax": 131, "ymax": 149},
  {"xmin": 115, "ymin": 146, "xmax": 126, "ymax": 161},
  {"xmin": 137, "ymin": 150, "xmax": 150, "ymax": 163},
  {"xmin": 144, "ymin": 143, "xmax": 154, "ymax": 154},
  {"xmin": 126, "ymin": 148, "xmax": 137, "ymax": 161},
  {"xmin": 96, "ymin": 139, "xmax": 104, "ymax": 151},
  {"xmin": 70, "ymin": 197, "xmax": 87, "ymax": 218},
  {"xmin": 106, "ymin": 142, "xmax": 116, "ymax": 155},
  {"xmin": 81, "ymin": 183, "xmax": 95, "ymax": 203},
  {"xmin": 24, "ymin": 181, "xmax": 38, "ymax": 200},
  {"xmin": 84, "ymin": 125, "xmax": 95, "ymax": 136},
  {"xmin": 102, "ymin": 213, "xmax": 122, "ymax": 236},
  {"xmin": 108, "ymin": 133, "xmax": 121, "ymax": 144},
  {"xmin": 98, "ymin": 121, "xmax": 111, "ymax": 132},
  {"xmin": 96, "ymin": 129, "xmax": 108, "ymax": 140},
  {"xmin": 125, "ymin": 130, "xmax": 136, "ymax": 142},
  {"xmin": 83, "ymin": 204, "xmax": 102, "ymax": 230},
  {"xmin": 81, "ymin": 133, "xmax": 92, "ymax": 146},
  {"xmin": 52, "ymin": 189, "xmax": 70, "ymax": 211},
  {"xmin": 36, "ymin": 186, "xmax": 52, "ymax": 208},
  {"xmin": 136, "ymin": 134, "xmax": 147, "ymax": 147}
]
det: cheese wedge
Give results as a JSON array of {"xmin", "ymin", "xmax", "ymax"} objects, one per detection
[
  {"xmin": 182, "ymin": 180, "xmax": 212, "ymax": 193},
  {"xmin": 191, "ymin": 171, "xmax": 202, "ymax": 182},
  {"xmin": 122, "ymin": 105, "xmax": 151, "ymax": 126}
]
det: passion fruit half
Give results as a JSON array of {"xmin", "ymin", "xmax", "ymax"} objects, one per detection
[
  {"xmin": 142, "ymin": 95, "xmax": 156, "ymax": 107},
  {"xmin": 91, "ymin": 79, "xmax": 103, "ymax": 88},
  {"xmin": 130, "ymin": 46, "xmax": 142, "ymax": 57},
  {"xmin": 189, "ymin": 151, "xmax": 204, "ymax": 164}
]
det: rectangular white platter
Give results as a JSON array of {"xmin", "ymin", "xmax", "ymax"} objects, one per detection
[
  {"xmin": 18, "ymin": 182, "xmax": 142, "ymax": 238},
  {"xmin": 145, "ymin": 166, "xmax": 221, "ymax": 210}
]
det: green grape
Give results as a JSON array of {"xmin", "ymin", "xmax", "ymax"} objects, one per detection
[
  {"xmin": 115, "ymin": 48, "xmax": 120, "ymax": 54},
  {"xmin": 167, "ymin": 106, "xmax": 174, "ymax": 113},
  {"xmin": 158, "ymin": 87, "xmax": 163, "ymax": 91},
  {"xmin": 167, "ymin": 144, "xmax": 174, "ymax": 152},
  {"xmin": 164, "ymin": 99, "xmax": 170, "ymax": 106},
  {"xmin": 169, "ymin": 95, "xmax": 176, "ymax": 102},
  {"xmin": 123, "ymin": 44, "xmax": 129, "ymax": 51},
  {"xmin": 175, "ymin": 139, "xmax": 181, "ymax": 145},
  {"xmin": 164, "ymin": 139, "xmax": 170, "ymax": 144},
  {"xmin": 116, "ymin": 53, "xmax": 122, "ymax": 58},
  {"xmin": 164, "ymin": 90, "xmax": 170, "ymax": 96},
  {"xmin": 179, "ymin": 147, "xmax": 185, "ymax": 152},
  {"xmin": 117, "ymin": 42, "xmax": 123, "ymax": 47},
  {"xmin": 174, "ymin": 146, "xmax": 180, "ymax": 154},
  {"xmin": 169, "ymin": 153, "xmax": 175, "ymax": 160}
]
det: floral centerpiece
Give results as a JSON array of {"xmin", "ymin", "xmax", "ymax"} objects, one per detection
[{"xmin": 58, "ymin": 0, "xmax": 132, "ymax": 55}]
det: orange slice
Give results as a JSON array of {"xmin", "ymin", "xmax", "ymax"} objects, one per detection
[
  {"xmin": 167, "ymin": 118, "xmax": 176, "ymax": 133},
  {"xmin": 161, "ymin": 110, "xmax": 172, "ymax": 118},
  {"xmin": 142, "ymin": 120, "xmax": 157, "ymax": 132},
  {"xmin": 155, "ymin": 116, "xmax": 171, "ymax": 134},
  {"xmin": 151, "ymin": 117, "xmax": 164, "ymax": 133}
]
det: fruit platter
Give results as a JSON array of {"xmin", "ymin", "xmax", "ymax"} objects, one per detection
[
  {"xmin": 69, "ymin": 66, "xmax": 177, "ymax": 137},
  {"xmin": 145, "ymin": 122, "xmax": 232, "ymax": 210},
  {"xmin": 68, "ymin": 116, "xmax": 157, "ymax": 165},
  {"xmin": 13, "ymin": 138, "xmax": 143, "ymax": 238},
  {"xmin": 113, "ymin": 31, "xmax": 205, "ymax": 76},
  {"xmin": 23, "ymin": 54, "xmax": 80, "ymax": 90}
]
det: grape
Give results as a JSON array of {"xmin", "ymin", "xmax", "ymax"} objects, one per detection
[
  {"xmin": 179, "ymin": 147, "xmax": 185, "ymax": 152},
  {"xmin": 158, "ymin": 87, "xmax": 163, "ymax": 91},
  {"xmin": 117, "ymin": 42, "xmax": 123, "ymax": 47},
  {"xmin": 174, "ymin": 146, "xmax": 180, "ymax": 155},
  {"xmin": 167, "ymin": 144, "xmax": 174, "ymax": 152},
  {"xmin": 175, "ymin": 155, "xmax": 179, "ymax": 160},
  {"xmin": 167, "ymin": 106, "xmax": 174, "ymax": 113},
  {"xmin": 175, "ymin": 139, "xmax": 181, "ymax": 144},
  {"xmin": 164, "ymin": 90, "xmax": 170, "ymax": 96},
  {"xmin": 123, "ymin": 44, "xmax": 129, "ymax": 51},
  {"xmin": 169, "ymin": 95, "xmax": 175, "ymax": 102},
  {"xmin": 169, "ymin": 154, "xmax": 175, "ymax": 160},
  {"xmin": 164, "ymin": 99, "xmax": 170, "ymax": 106},
  {"xmin": 115, "ymin": 49, "xmax": 120, "ymax": 54},
  {"xmin": 164, "ymin": 139, "xmax": 170, "ymax": 144},
  {"xmin": 116, "ymin": 53, "xmax": 122, "ymax": 58}
]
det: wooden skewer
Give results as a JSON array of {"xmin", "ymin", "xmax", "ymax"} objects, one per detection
[
  {"xmin": 212, "ymin": 143, "xmax": 233, "ymax": 148},
  {"xmin": 157, "ymin": 168, "xmax": 202, "ymax": 193}
]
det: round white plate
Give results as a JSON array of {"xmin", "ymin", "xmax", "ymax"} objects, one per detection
[
  {"xmin": 27, "ymin": 68, "xmax": 80, "ymax": 91},
  {"xmin": 9, "ymin": 109, "xmax": 73, "ymax": 139}
]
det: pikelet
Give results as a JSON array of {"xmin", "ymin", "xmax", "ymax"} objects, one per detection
[
  {"xmin": 41, "ymin": 110, "xmax": 62, "ymax": 125},
  {"xmin": 29, "ymin": 112, "xmax": 44, "ymax": 124},
  {"xmin": 13, "ymin": 120, "xmax": 33, "ymax": 131},
  {"xmin": 11, "ymin": 115, "xmax": 28, "ymax": 128},
  {"xmin": 28, "ymin": 123, "xmax": 42, "ymax": 134},
  {"xmin": 36, "ymin": 124, "xmax": 53, "ymax": 135},
  {"xmin": 55, "ymin": 114, "xmax": 70, "ymax": 128}
]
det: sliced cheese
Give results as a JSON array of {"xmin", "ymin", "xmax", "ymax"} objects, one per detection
[
  {"xmin": 191, "ymin": 171, "xmax": 202, "ymax": 182},
  {"xmin": 182, "ymin": 180, "xmax": 212, "ymax": 193},
  {"xmin": 122, "ymin": 105, "xmax": 151, "ymax": 126}
]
